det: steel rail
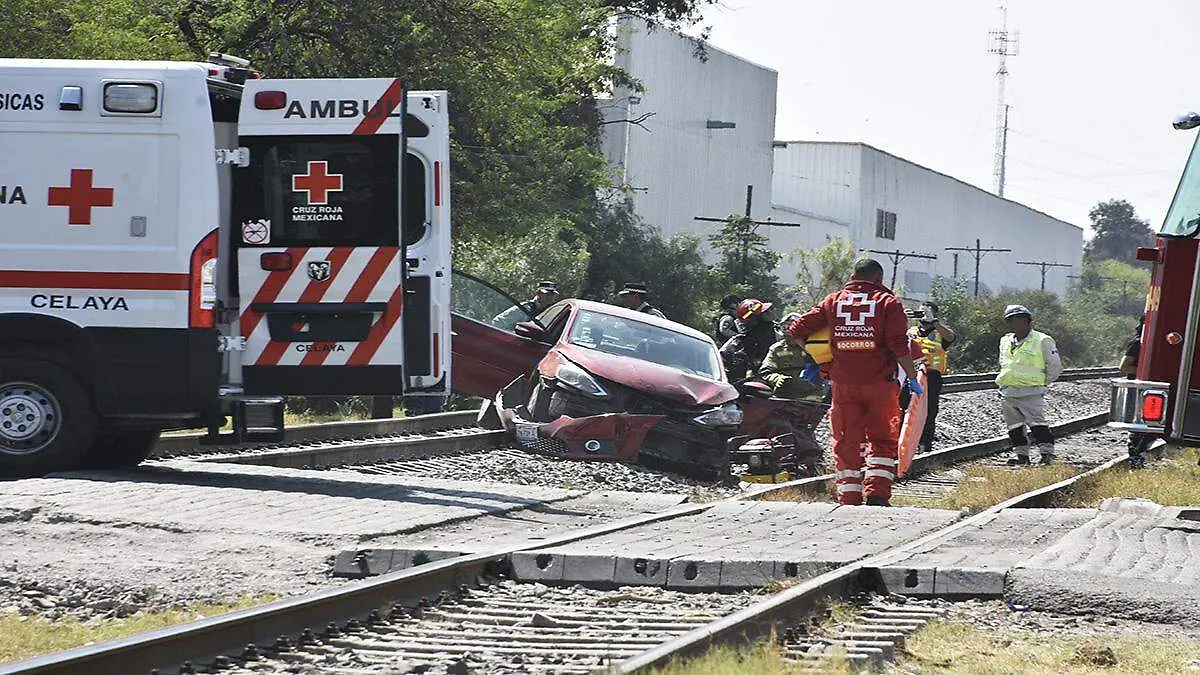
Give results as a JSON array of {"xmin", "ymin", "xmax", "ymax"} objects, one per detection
[
  {"xmin": 153, "ymin": 410, "xmax": 481, "ymax": 455},
  {"xmin": 743, "ymin": 411, "xmax": 1110, "ymax": 500},
  {"xmin": 940, "ymin": 367, "xmax": 1118, "ymax": 393},
  {"xmin": 185, "ymin": 427, "xmax": 505, "ymax": 469},
  {"xmin": 615, "ymin": 414, "xmax": 1123, "ymax": 672}
]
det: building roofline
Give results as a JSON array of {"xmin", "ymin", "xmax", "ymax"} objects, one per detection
[
  {"xmin": 773, "ymin": 140, "xmax": 1084, "ymax": 232},
  {"xmin": 616, "ymin": 14, "xmax": 779, "ymax": 76}
]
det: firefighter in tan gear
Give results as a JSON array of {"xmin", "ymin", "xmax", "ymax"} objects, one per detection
[
  {"xmin": 899, "ymin": 301, "xmax": 956, "ymax": 453},
  {"xmin": 996, "ymin": 304, "xmax": 1063, "ymax": 465}
]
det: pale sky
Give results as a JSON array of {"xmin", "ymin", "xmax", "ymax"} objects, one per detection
[{"xmin": 696, "ymin": 0, "xmax": 1200, "ymax": 236}]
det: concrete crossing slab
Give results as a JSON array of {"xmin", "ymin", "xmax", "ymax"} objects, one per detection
[
  {"xmin": 0, "ymin": 459, "xmax": 581, "ymax": 538},
  {"xmin": 876, "ymin": 508, "xmax": 1096, "ymax": 596},
  {"xmin": 877, "ymin": 498, "xmax": 1200, "ymax": 627},
  {"xmin": 1003, "ymin": 499, "xmax": 1200, "ymax": 624},
  {"xmin": 509, "ymin": 501, "xmax": 962, "ymax": 589},
  {"xmin": 330, "ymin": 490, "xmax": 689, "ymax": 577}
]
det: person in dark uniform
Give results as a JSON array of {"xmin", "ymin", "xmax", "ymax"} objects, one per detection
[
  {"xmin": 1120, "ymin": 317, "xmax": 1153, "ymax": 469},
  {"xmin": 491, "ymin": 280, "xmax": 560, "ymax": 329},
  {"xmin": 898, "ymin": 301, "xmax": 956, "ymax": 453},
  {"xmin": 617, "ymin": 282, "xmax": 666, "ymax": 319},
  {"xmin": 714, "ymin": 293, "xmax": 743, "ymax": 343}
]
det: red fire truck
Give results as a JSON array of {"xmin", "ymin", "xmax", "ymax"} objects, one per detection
[{"xmin": 1110, "ymin": 111, "xmax": 1200, "ymax": 442}]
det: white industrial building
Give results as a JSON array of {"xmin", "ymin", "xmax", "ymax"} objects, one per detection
[
  {"xmin": 769, "ymin": 142, "xmax": 1084, "ymax": 297},
  {"xmin": 600, "ymin": 16, "xmax": 778, "ymax": 238},
  {"xmin": 601, "ymin": 18, "xmax": 1084, "ymax": 299}
]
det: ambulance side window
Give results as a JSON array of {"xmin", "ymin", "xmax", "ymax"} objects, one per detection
[
  {"xmin": 233, "ymin": 134, "xmax": 399, "ymax": 247},
  {"xmin": 403, "ymin": 153, "xmax": 427, "ymax": 247}
]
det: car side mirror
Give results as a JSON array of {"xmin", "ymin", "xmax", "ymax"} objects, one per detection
[{"xmin": 514, "ymin": 321, "xmax": 548, "ymax": 342}]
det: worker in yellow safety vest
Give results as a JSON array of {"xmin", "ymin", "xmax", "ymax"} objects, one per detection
[
  {"xmin": 996, "ymin": 304, "xmax": 1063, "ymax": 465},
  {"xmin": 899, "ymin": 301, "xmax": 956, "ymax": 453}
]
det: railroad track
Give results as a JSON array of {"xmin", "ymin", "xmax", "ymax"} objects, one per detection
[
  {"xmin": 151, "ymin": 410, "xmax": 504, "ymax": 469},
  {"xmin": 940, "ymin": 366, "xmax": 1117, "ymax": 393},
  {"xmin": 154, "ymin": 368, "xmax": 1115, "ymax": 456},
  {"xmin": 1, "ymin": 411, "xmax": 1117, "ymax": 675}
]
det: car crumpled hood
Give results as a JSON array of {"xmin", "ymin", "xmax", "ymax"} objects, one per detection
[{"xmin": 554, "ymin": 344, "xmax": 738, "ymax": 408}]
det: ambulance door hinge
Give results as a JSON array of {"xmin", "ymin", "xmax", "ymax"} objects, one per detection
[{"xmin": 216, "ymin": 147, "xmax": 250, "ymax": 167}]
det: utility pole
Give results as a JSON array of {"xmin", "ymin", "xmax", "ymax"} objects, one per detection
[
  {"xmin": 694, "ymin": 185, "xmax": 805, "ymax": 286},
  {"xmin": 988, "ymin": 2, "xmax": 1019, "ymax": 198},
  {"xmin": 945, "ymin": 238, "xmax": 1012, "ymax": 297},
  {"xmin": 860, "ymin": 248, "xmax": 938, "ymax": 289},
  {"xmin": 1015, "ymin": 260, "xmax": 1072, "ymax": 292}
]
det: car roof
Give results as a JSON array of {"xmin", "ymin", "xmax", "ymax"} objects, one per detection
[{"xmin": 568, "ymin": 299, "xmax": 715, "ymax": 344}]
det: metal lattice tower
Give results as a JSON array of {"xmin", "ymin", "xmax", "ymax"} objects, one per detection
[{"xmin": 988, "ymin": 3, "xmax": 1019, "ymax": 198}]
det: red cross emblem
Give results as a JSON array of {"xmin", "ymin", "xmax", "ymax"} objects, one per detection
[
  {"xmin": 835, "ymin": 293, "xmax": 877, "ymax": 327},
  {"xmin": 47, "ymin": 169, "xmax": 114, "ymax": 226},
  {"xmin": 292, "ymin": 161, "xmax": 343, "ymax": 205}
]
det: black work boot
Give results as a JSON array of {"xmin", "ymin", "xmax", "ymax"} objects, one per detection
[
  {"xmin": 865, "ymin": 496, "xmax": 891, "ymax": 507},
  {"xmin": 1007, "ymin": 448, "xmax": 1030, "ymax": 466}
]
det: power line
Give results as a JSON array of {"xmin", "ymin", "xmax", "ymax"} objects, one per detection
[
  {"xmin": 859, "ymin": 248, "xmax": 938, "ymax": 289},
  {"xmin": 1007, "ymin": 128, "xmax": 1167, "ymax": 175},
  {"xmin": 945, "ymin": 238, "xmax": 1012, "ymax": 297},
  {"xmin": 1015, "ymin": 260, "xmax": 1072, "ymax": 291}
]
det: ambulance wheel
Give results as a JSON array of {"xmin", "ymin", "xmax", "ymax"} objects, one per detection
[
  {"xmin": 0, "ymin": 358, "xmax": 97, "ymax": 477},
  {"xmin": 85, "ymin": 428, "xmax": 161, "ymax": 469}
]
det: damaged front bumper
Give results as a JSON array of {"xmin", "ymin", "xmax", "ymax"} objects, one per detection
[
  {"xmin": 488, "ymin": 377, "xmax": 663, "ymax": 461},
  {"xmin": 510, "ymin": 412, "xmax": 664, "ymax": 462}
]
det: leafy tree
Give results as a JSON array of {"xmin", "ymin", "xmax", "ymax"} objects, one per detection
[
  {"xmin": 708, "ymin": 215, "xmax": 781, "ymax": 304},
  {"xmin": 453, "ymin": 219, "xmax": 590, "ymax": 307},
  {"xmin": 929, "ymin": 276, "xmax": 1137, "ymax": 372},
  {"xmin": 786, "ymin": 238, "xmax": 857, "ymax": 308},
  {"xmin": 1084, "ymin": 199, "xmax": 1156, "ymax": 264},
  {"xmin": 1069, "ymin": 259, "xmax": 1152, "ymax": 318},
  {"xmin": 581, "ymin": 200, "xmax": 722, "ymax": 328}
]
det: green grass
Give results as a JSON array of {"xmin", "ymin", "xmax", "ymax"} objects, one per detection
[
  {"xmin": 1055, "ymin": 447, "xmax": 1200, "ymax": 507},
  {"xmin": 0, "ymin": 596, "xmax": 277, "ymax": 665},
  {"xmin": 649, "ymin": 642, "xmax": 856, "ymax": 674},
  {"xmin": 898, "ymin": 619, "xmax": 1200, "ymax": 674},
  {"xmin": 162, "ymin": 406, "xmax": 406, "ymax": 436},
  {"xmin": 892, "ymin": 463, "xmax": 1078, "ymax": 511}
]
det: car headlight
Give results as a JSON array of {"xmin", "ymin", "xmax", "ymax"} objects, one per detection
[
  {"xmin": 693, "ymin": 402, "xmax": 743, "ymax": 427},
  {"xmin": 555, "ymin": 362, "xmax": 608, "ymax": 398}
]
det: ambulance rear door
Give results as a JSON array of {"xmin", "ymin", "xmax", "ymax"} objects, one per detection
[
  {"xmin": 232, "ymin": 78, "xmax": 407, "ymax": 395},
  {"xmin": 398, "ymin": 90, "xmax": 451, "ymax": 396}
]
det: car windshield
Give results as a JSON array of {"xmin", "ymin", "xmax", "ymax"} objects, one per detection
[
  {"xmin": 566, "ymin": 309, "xmax": 724, "ymax": 380},
  {"xmin": 1161, "ymin": 131, "xmax": 1200, "ymax": 238}
]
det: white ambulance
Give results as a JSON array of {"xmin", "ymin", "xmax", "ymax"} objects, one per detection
[{"xmin": 0, "ymin": 55, "xmax": 452, "ymax": 476}]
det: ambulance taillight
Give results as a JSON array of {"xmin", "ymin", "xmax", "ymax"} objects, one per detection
[
  {"xmin": 254, "ymin": 91, "xmax": 287, "ymax": 110},
  {"xmin": 189, "ymin": 230, "xmax": 219, "ymax": 329}
]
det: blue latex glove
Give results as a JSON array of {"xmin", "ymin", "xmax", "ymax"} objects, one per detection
[
  {"xmin": 905, "ymin": 376, "xmax": 924, "ymax": 397},
  {"xmin": 801, "ymin": 363, "xmax": 821, "ymax": 385}
]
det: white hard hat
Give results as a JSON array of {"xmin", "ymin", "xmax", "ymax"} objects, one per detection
[{"xmin": 1003, "ymin": 304, "xmax": 1032, "ymax": 320}]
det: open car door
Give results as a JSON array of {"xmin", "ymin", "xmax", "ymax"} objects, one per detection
[{"xmin": 450, "ymin": 270, "xmax": 551, "ymax": 397}]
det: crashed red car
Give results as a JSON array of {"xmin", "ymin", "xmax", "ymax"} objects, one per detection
[
  {"xmin": 456, "ymin": 294, "xmax": 741, "ymax": 473},
  {"xmin": 450, "ymin": 273, "xmax": 830, "ymax": 479}
]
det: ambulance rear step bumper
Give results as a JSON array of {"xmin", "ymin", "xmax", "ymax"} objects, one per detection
[{"xmin": 200, "ymin": 393, "xmax": 286, "ymax": 445}]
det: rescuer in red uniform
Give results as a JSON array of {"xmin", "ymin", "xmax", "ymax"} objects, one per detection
[{"xmin": 788, "ymin": 259, "xmax": 920, "ymax": 506}]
